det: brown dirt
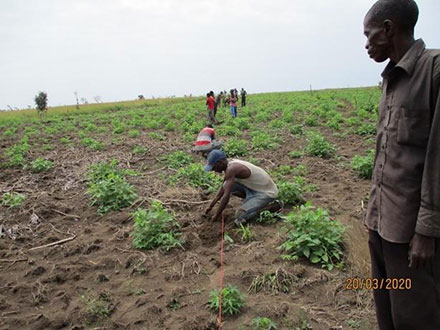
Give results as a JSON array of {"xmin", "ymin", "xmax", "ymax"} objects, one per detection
[{"xmin": 0, "ymin": 122, "xmax": 377, "ymax": 329}]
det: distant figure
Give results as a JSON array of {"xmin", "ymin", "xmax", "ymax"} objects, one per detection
[
  {"xmin": 206, "ymin": 91, "xmax": 217, "ymax": 124},
  {"xmin": 214, "ymin": 91, "xmax": 223, "ymax": 117},
  {"xmin": 363, "ymin": 0, "xmax": 440, "ymax": 329},
  {"xmin": 203, "ymin": 150, "xmax": 282, "ymax": 225},
  {"xmin": 229, "ymin": 89, "xmax": 238, "ymax": 118},
  {"xmin": 194, "ymin": 124, "xmax": 222, "ymax": 157},
  {"xmin": 240, "ymin": 88, "xmax": 247, "ymax": 107}
]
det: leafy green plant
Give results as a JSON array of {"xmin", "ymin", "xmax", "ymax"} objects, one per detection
[
  {"xmin": 256, "ymin": 210, "xmax": 281, "ymax": 224},
  {"xmin": 351, "ymin": 149, "xmax": 375, "ymax": 179},
  {"xmin": 277, "ymin": 181, "xmax": 305, "ymax": 205},
  {"xmin": 234, "ymin": 224, "xmax": 255, "ymax": 242},
  {"xmin": 223, "ymin": 138, "xmax": 249, "ymax": 157},
  {"xmin": 278, "ymin": 203, "xmax": 344, "ymax": 270},
  {"xmin": 170, "ymin": 163, "xmax": 222, "ymax": 193},
  {"xmin": 354, "ymin": 122, "xmax": 376, "ymax": 136},
  {"xmin": 149, "ymin": 132, "xmax": 165, "ymax": 140},
  {"xmin": 209, "ymin": 285, "xmax": 245, "ymax": 316},
  {"xmin": 131, "ymin": 201, "xmax": 183, "ymax": 251},
  {"xmin": 305, "ymin": 131, "xmax": 336, "ymax": 158},
  {"xmin": 251, "ymin": 131, "xmax": 279, "ymax": 150},
  {"xmin": 87, "ymin": 160, "xmax": 137, "ymax": 214},
  {"xmin": 288, "ymin": 150, "xmax": 303, "ymax": 159},
  {"xmin": 81, "ymin": 292, "xmax": 113, "ymax": 322},
  {"xmin": 289, "ymin": 124, "xmax": 304, "ymax": 135},
  {"xmin": 3, "ymin": 138, "xmax": 30, "ymax": 167},
  {"xmin": 1, "ymin": 192, "xmax": 26, "ymax": 208},
  {"xmin": 128, "ymin": 129, "xmax": 140, "ymax": 138},
  {"xmin": 3, "ymin": 127, "xmax": 17, "ymax": 137},
  {"xmin": 163, "ymin": 151, "xmax": 193, "ymax": 169},
  {"xmin": 252, "ymin": 317, "xmax": 278, "ymax": 330},
  {"xmin": 28, "ymin": 157, "xmax": 53, "ymax": 173},
  {"xmin": 81, "ymin": 137, "xmax": 104, "ymax": 151},
  {"xmin": 132, "ymin": 145, "xmax": 148, "ymax": 155}
]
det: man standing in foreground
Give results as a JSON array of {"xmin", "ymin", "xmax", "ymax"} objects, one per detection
[
  {"xmin": 204, "ymin": 150, "xmax": 282, "ymax": 225},
  {"xmin": 363, "ymin": 0, "xmax": 440, "ymax": 328}
]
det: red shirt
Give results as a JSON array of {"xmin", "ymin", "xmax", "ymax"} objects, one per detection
[
  {"xmin": 206, "ymin": 96, "xmax": 215, "ymax": 110},
  {"xmin": 195, "ymin": 127, "xmax": 215, "ymax": 146}
]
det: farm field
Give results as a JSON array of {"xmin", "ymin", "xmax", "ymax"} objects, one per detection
[{"xmin": 1, "ymin": 87, "xmax": 381, "ymax": 330}]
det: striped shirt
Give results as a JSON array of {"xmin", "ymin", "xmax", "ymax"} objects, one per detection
[{"xmin": 195, "ymin": 127, "xmax": 215, "ymax": 146}]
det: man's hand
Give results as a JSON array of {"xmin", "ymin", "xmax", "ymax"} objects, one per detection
[
  {"xmin": 204, "ymin": 205, "xmax": 213, "ymax": 216},
  {"xmin": 409, "ymin": 233, "xmax": 436, "ymax": 269}
]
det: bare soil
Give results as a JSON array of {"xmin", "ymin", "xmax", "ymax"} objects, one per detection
[{"xmin": 0, "ymin": 120, "xmax": 377, "ymax": 329}]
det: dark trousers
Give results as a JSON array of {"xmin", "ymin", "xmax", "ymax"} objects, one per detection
[{"xmin": 369, "ymin": 230, "xmax": 440, "ymax": 330}]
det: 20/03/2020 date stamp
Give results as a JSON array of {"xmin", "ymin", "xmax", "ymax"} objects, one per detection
[{"xmin": 345, "ymin": 277, "xmax": 412, "ymax": 290}]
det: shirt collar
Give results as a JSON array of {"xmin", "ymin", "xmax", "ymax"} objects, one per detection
[{"xmin": 381, "ymin": 39, "xmax": 425, "ymax": 78}]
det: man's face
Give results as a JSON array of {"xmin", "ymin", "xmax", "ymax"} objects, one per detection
[
  {"xmin": 363, "ymin": 16, "xmax": 391, "ymax": 63},
  {"xmin": 212, "ymin": 160, "xmax": 226, "ymax": 173}
]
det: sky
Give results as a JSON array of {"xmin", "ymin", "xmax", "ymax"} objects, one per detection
[{"xmin": 1, "ymin": 0, "xmax": 439, "ymax": 110}]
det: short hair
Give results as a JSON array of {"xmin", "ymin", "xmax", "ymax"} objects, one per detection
[
  {"xmin": 206, "ymin": 123, "xmax": 213, "ymax": 128},
  {"xmin": 366, "ymin": 0, "xmax": 419, "ymax": 33}
]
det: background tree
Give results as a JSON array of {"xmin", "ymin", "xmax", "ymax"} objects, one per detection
[
  {"xmin": 94, "ymin": 96, "xmax": 102, "ymax": 103},
  {"xmin": 34, "ymin": 91, "xmax": 48, "ymax": 119},
  {"xmin": 74, "ymin": 91, "xmax": 80, "ymax": 110}
]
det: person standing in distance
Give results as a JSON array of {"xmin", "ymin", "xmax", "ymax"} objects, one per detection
[{"xmin": 363, "ymin": 1, "xmax": 440, "ymax": 329}]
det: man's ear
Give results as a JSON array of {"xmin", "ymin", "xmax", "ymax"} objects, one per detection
[{"xmin": 383, "ymin": 19, "xmax": 394, "ymax": 37}]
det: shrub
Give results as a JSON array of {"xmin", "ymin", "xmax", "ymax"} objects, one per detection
[
  {"xmin": 351, "ymin": 149, "xmax": 375, "ymax": 179},
  {"xmin": 1, "ymin": 192, "xmax": 26, "ymax": 208},
  {"xmin": 252, "ymin": 317, "xmax": 278, "ymax": 330},
  {"xmin": 305, "ymin": 131, "xmax": 336, "ymax": 158},
  {"xmin": 29, "ymin": 157, "xmax": 53, "ymax": 173},
  {"xmin": 223, "ymin": 138, "xmax": 249, "ymax": 157},
  {"xmin": 278, "ymin": 203, "xmax": 344, "ymax": 270},
  {"xmin": 209, "ymin": 285, "xmax": 245, "ymax": 316},
  {"xmin": 169, "ymin": 163, "xmax": 222, "ymax": 193},
  {"xmin": 131, "ymin": 201, "xmax": 183, "ymax": 251},
  {"xmin": 163, "ymin": 151, "xmax": 193, "ymax": 169}
]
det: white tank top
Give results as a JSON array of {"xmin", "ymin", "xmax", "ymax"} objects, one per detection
[{"xmin": 229, "ymin": 159, "xmax": 278, "ymax": 198}]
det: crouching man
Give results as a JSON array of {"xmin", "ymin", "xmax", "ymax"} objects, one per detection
[
  {"xmin": 204, "ymin": 150, "xmax": 282, "ymax": 225},
  {"xmin": 194, "ymin": 123, "xmax": 222, "ymax": 157}
]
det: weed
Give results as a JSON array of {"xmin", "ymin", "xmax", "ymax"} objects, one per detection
[
  {"xmin": 29, "ymin": 157, "xmax": 53, "ymax": 173},
  {"xmin": 305, "ymin": 131, "xmax": 336, "ymax": 158},
  {"xmin": 167, "ymin": 298, "xmax": 180, "ymax": 311},
  {"xmin": 223, "ymin": 138, "xmax": 249, "ymax": 157},
  {"xmin": 278, "ymin": 203, "xmax": 344, "ymax": 270},
  {"xmin": 1, "ymin": 192, "xmax": 26, "ymax": 208},
  {"xmin": 252, "ymin": 317, "xmax": 277, "ymax": 330},
  {"xmin": 234, "ymin": 224, "xmax": 255, "ymax": 242},
  {"xmin": 81, "ymin": 291, "xmax": 113, "ymax": 322},
  {"xmin": 131, "ymin": 201, "xmax": 183, "ymax": 251},
  {"xmin": 132, "ymin": 145, "xmax": 148, "ymax": 155},
  {"xmin": 209, "ymin": 285, "xmax": 245, "ymax": 316},
  {"xmin": 248, "ymin": 268, "xmax": 299, "ymax": 294},
  {"xmin": 351, "ymin": 149, "xmax": 375, "ymax": 179},
  {"xmin": 256, "ymin": 210, "xmax": 281, "ymax": 224}
]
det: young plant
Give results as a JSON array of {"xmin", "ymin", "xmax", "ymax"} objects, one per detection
[
  {"xmin": 305, "ymin": 131, "xmax": 336, "ymax": 158},
  {"xmin": 163, "ymin": 151, "xmax": 193, "ymax": 169},
  {"xmin": 252, "ymin": 317, "xmax": 278, "ymax": 330},
  {"xmin": 81, "ymin": 292, "xmax": 113, "ymax": 323},
  {"xmin": 223, "ymin": 138, "xmax": 249, "ymax": 157},
  {"xmin": 277, "ymin": 181, "xmax": 305, "ymax": 206},
  {"xmin": 169, "ymin": 163, "xmax": 222, "ymax": 193},
  {"xmin": 278, "ymin": 203, "xmax": 344, "ymax": 270},
  {"xmin": 351, "ymin": 149, "xmax": 375, "ymax": 179},
  {"xmin": 29, "ymin": 157, "xmax": 53, "ymax": 173},
  {"xmin": 251, "ymin": 131, "xmax": 279, "ymax": 150},
  {"xmin": 132, "ymin": 145, "xmax": 148, "ymax": 155},
  {"xmin": 234, "ymin": 224, "xmax": 255, "ymax": 242},
  {"xmin": 1, "ymin": 192, "xmax": 26, "ymax": 208},
  {"xmin": 256, "ymin": 210, "xmax": 281, "ymax": 225},
  {"xmin": 131, "ymin": 201, "xmax": 183, "ymax": 251},
  {"xmin": 209, "ymin": 285, "xmax": 245, "ymax": 316}
]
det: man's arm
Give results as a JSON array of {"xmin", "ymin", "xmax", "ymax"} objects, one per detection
[
  {"xmin": 210, "ymin": 171, "xmax": 236, "ymax": 222},
  {"xmin": 205, "ymin": 186, "xmax": 224, "ymax": 215},
  {"xmin": 410, "ymin": 57, "xmax": 440, "ymax": 268}
]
